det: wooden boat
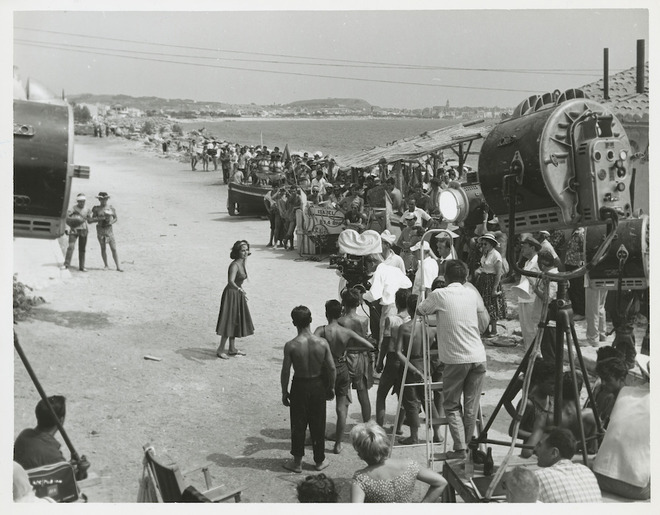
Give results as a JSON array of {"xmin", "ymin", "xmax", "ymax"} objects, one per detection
[{"xmin": 227, "ymin": 182, "xmax": 270, "ymax": 216}]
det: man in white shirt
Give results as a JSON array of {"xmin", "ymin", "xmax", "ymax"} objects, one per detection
[
  {"xmin": 404, "ymin": 198, "xmax": 431, "ymax": 228},
  {"xmin": 417, "ymin": 260, "xmax": 489, "ymax": 459},
  {"xmin": 363, "ymin": 253, "xmax": 413, "ymax": 349},
  {"xmin": 517, "ymin": 235, "xmax": 543, "ymax": 350},
  {"xmin": 310, "ymin": 169, "xmax": 327, "ymax": 197},
  {"xmin": 411, "ymin": 241, "xmax": 439, "ymax": 296},
  {"xmin": 380, "ymin": 230, "xmax": 405, "ymax": 274}
]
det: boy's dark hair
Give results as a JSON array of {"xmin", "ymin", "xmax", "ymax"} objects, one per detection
[
  {"xmin": 561, "ymin": 371, "xmax": 583, "ymax": 401},
  {"xmin": 394, "ymin": 288, "xmax": 411, "ymax": 311},
  {"xmin": 544, "ymin": 426, "xmax": 577, "ymax": 460},
  {"xmin": 406, "ymin": 294, "xmax": 418, "ymax": 316},
  {"xmin": 430, "ymin": 277, "xmax": 446, "ymax": 291},
  {"xmin": 537, "ymin": 249, "xmax": 554, "ymax": 267},
  {"xmin": 325, "ymin": 299, "xmax": 342, "ymax": 321},
  {"xmin": 341, "ymin": 288, "xmax": 361, "ymax": 309},
  {"xmin": 595, "ymin": 357, "xmax": 629, "ymax": 381},
  {"xmin": 530, "ymin": 359, "xmax": 556, "ymax": 386},
  {"xmin": 35, "ymin": 395, "xmax": 66, "ymax": 429},
  {"xmin": 596, "ymin": 345, "xmax": 623, "ymax": 363},
  {"xmin": 291, "ymin": 306, "xmax": 312, "ymax": 329},
  {"xmin": 297, "ymin": 473, "xmax": 339, "ymax": 503}
]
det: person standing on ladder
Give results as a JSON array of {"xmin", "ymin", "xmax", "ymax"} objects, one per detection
[{"xmin": 417, "ymin": 260, "xmax": 489, "ymax": 459}]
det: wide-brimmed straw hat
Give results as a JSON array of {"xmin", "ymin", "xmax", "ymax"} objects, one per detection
[
  {"xmin": 76, "ymin": 193, "xmax": 86, "ymax": 201},
  {"xmin": 479, "ymin": 233, "xmax": 499, "ymax": 247},
  {"xmin": 403, "ymin": 211, "xmax": 416, "ymax": 221},
  {"xmin": 380, "ymin": 230, "xmax": 396, "ymax": 245},
  {"xmin": 410, "ymin": 241, "xmax": 431, "ymax": 252}
]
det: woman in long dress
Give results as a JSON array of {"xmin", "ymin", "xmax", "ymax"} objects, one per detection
[
  {"xmin": 350, "ymin": 421, "xmax": 447, "ymax": 503},
  {"xmin": 216, "ymin": 240, "xmax": 254, "ymax": 359},
  {"xmin": 473, "ymin": 232, "xmax": 507, "ymax": 337}
]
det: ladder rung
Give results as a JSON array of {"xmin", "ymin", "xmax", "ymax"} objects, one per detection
[
  {"xmin": 392, "ymin": 442, "xmax": 446, "ymax": 449},
  {"xmin": 403, "ymin": 381, "xmax": 443, "ymax": 387}
]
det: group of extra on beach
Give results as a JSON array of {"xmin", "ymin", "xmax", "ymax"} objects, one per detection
[{"xmin": 208, "ymin": 132, "xmax": 648, "ymax": 502}]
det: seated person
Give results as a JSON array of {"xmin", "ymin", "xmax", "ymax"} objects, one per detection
[
  {"xmin": 507, "ymin": 359, "xmax": 555, "ymax": 443},
  {"xmin": 584, "ymin": 354, "xmax": 628, "ymax": 428},
  {"xmin": 521, "ymin": 371, "xmax": 597, "ymax": 458},
  {"xmin": 14, "ymin": 395, "xmax": 67, "ymax": 470},
  {"xmin": 297, "ymin": 473, "xmax": 339, "ymax": 503},
  {"xmin": 591, "ymin": 354, "xmax": 650, "ymax": 500},
  {"xmin": 343, "ymin": 201, "xmax": 367, "ymax": 232},
  {"xmin": 534, "ymin": 427, "xmax": 602, "ymax": 503},
  {"xmin": 503, "ymin": 466, "xmax": 540, "ymax": 503}
]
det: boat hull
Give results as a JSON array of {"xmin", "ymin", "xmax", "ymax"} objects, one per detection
[{"xmin": 227, "ymin": 183, "xmax": 270, "ymax": 216}]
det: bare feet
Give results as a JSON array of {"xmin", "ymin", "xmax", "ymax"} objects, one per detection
[
  {"xmin": 283, "ymin": 460, "xmax": 302, "ymax": 473},
  {"xmin": 228, "ymin": 350, "xmax": 246, "ymax": 356},
  {"xmin": 333, "ymin": 443, "xmax": 342, "ymax": 454},
  {"xmin": 117, "ymin": 268, "xmax": 124, "ymax": 272},
  {"xmin": 217, "ymin": 352, "xmax": 230, "ymax": 360}
]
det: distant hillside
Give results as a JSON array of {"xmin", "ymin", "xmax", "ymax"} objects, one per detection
[
  {"xmin": 284, "ymin": 98, "xmax": 372, "ymax": 110},
  {"xmin": 68, "ymin": 94, "xmax": 235, "ymax": 112}
]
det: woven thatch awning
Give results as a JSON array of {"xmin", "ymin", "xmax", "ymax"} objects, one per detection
[{"xmin": 334, "ymin": 121, "xmax": 495, "ymax": 169}]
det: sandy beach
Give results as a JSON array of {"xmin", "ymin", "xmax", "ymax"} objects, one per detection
[{"xmin": 12, "ymin": 135, "xmax": 637, "ymax": 503}]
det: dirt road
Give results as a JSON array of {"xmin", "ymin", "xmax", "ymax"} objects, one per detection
[{"xmin": 13, "ymin": 136, "xmax": 609, "ymax": 503}]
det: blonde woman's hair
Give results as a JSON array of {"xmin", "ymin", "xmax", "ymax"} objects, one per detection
[{"xmin": 350, "ymin": 421, "xmax": 390, "ymax": 465}]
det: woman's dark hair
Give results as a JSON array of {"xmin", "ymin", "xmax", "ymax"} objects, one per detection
[
  {"xmin": 596, "ymin": 357, "xmax": 629, "ymax": 381},
  {"xmin": 230, "ymin": 240, "xmax": 249, "ymax": 259},
  {"xmin": 35, "ymin": 395, "xmax": 66, "ymax": 429},
  {"xmin": 297, "ymin": 473, "xmax": 339, "ymax": 503}
]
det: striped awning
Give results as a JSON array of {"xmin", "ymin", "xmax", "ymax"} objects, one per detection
[{"xmin": 334, "ymin": 121, "xmax": 495, "ymax": 169}]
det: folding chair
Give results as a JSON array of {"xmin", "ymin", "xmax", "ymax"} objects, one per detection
[{"xmin": 142, "ymin": 444, "xmax": 242, "ymax": 502}]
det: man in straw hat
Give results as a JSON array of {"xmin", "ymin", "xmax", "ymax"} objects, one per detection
[
  {"xmin": 380, "ymin": 230, "xmax": 405, "ymax": 274},
  {"xmin": 62, "ymin": 193, "xmax": 90, "ymax": 272},
  {"xmin": 89, "ymin": 192, "xmax": 123, "ymax": 272},
  {"xmin": 411, "ymin": 241, "xmax": 439, "ymax": 297},
  {"xmin": 516, "ymin": 235, "xmax": 542, "ymax": 349}
]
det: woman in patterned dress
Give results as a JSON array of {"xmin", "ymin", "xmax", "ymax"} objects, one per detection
[
  {"xmin": 215, "ymin": 240, "xmax": 254, "ymax": 359},
  {"xmin": 350, "ymin": 421, "xmax": 447, "ymax": 503},
  {"xmin": 474, "ymin": 233, "xmax": 507, "ymax": 337}
]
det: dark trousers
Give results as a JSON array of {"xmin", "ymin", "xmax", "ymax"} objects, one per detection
[
  {"xmin": 565, "ymin": 264, "xmax": 585, "ymax": 316},
  {"xmin": 64, "ymin": 231, "xmax": 87, "ymax": 269},
  {"xmin": 289, "ymin": 376, "xmax": 326, "ymax": 464}
]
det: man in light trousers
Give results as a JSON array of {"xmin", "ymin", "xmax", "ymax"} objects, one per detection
[{"xmin": 417, "ymin": 259, "xmax": 489, "ymax": 459}]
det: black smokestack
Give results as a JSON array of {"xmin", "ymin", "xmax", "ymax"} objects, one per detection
[
  {"xmin": 636, "ymin": 39, "xmax": 645, "ymax": 94},
  {"xmin": 603, "ymin": 48, "xmax": 609, "ymax": 100}
]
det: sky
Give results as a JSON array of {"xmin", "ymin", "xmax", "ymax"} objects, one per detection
[{"xmin": 7, "ymin": 1, "xmax": 653, "ymax": 110}]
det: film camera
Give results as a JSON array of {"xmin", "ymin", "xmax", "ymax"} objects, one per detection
[{"xmin": 328, "ymin": 254, "xmax": 372, "ymax": 290}]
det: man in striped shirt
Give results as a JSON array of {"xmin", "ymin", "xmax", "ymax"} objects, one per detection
[
  {"xmin": 534, "ymin": 427, "xmax": 602, "ymax": 502},
  {"xmin": 417, "ymin": 259, "xmax": 489, "ymax": 459}
]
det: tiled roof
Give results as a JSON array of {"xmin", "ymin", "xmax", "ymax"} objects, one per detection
[{"xmin": 579, "ymin": 62, "xmax": 649, "ymax": 123}]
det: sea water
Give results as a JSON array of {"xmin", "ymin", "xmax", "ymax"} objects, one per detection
[{"xmin": 179, "ymin": 118, "xmax": 470, "ymax": 160}]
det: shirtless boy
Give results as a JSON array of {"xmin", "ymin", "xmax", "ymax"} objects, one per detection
[
  {"xmin": 281, "ymin": 306, "xmax": 336, "ymax": 473},
  {"xmin": 315, "ymin": 300, "xmax": 374, "ymax": 454}
]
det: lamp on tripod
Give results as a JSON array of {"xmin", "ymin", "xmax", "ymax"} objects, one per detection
[{"xmin": 440, "ymin": 90, "xmax": 648, "ymax": 500}]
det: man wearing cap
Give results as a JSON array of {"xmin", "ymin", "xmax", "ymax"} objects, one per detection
[
  {"xmin": 89, "ymin": 192, "xmax": 122, "ymax": 272},
  {"xmin": 380, "ymin": 230, "xmax": 405, "ymax": 275},
  {"xmin": 411, "ymin": 241, "xmax": 439, "ymax": 296},
  {"xmin": 363, "ymin": 253, "xmax": 413, "ymax": 351},
  {"xmin": 404, "ymin": 198, "xmax": 431, "ymax": 228},
  {"xmin": 62, "ymin": 193, "xmax": 90, "ymax": 271},
  {"xmin": 517, "ymin": 235, "xmax": 542, "ymax": 349},
  {"xmin": 397, "ymin": 211, "xmax": 422, "ymax": 273}
]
